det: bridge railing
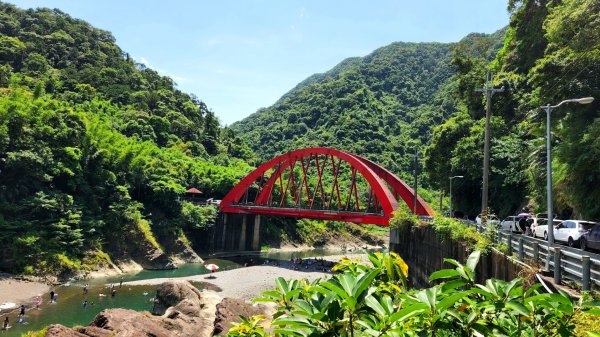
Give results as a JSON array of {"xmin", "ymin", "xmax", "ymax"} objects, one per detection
[{"xmin": 415, "ymin": 215, "xmax": 598, "ymax": 290}]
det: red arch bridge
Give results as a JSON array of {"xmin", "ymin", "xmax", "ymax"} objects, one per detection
[{"xmin": 216, "ymin": 148, "xmax": 434, "ymax": 251}]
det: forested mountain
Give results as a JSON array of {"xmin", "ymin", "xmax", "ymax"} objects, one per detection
[
  {"xmin": 235, "ymin": 0, "xmax": 600, "ymax": 221},
  {"xmin": 0, "ymin": 2, "xmax": 253, "ymax": 276},
  {"xmin": 425, "ymin": 0, "xmax": 600, "ymax": 219},
  {"xmin": 232, "ymin": 29, "xmax": 505, "ymax": 194}
]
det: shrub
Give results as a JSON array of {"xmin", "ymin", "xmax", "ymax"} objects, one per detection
[{"xmin": 229, "ymin": 251, "xmax": 600, "ymax": 336}]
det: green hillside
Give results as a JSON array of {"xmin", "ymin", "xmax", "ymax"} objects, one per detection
[
  {"xmin": 232, "ymin": 30, "xmax": 505, "ymax": 192},
  {"xmin": 424, "ymin": 0, "xmax": 600, "ymax": 219},
  {"xmin": 0, "ymin": 2, "xmax": 253, "ymax": 276}
]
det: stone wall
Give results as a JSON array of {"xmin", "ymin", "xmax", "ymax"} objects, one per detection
[{"xmin": 390, "ymin": 226, "xmax": 524, "ymax": 288}]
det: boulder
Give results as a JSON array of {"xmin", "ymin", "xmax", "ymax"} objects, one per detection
[
  {"xmin": 89, "ymin": 308, "xmax": 172, "ymax": 337},
  {"xmin": 155, "ymin": 281, "xmax": 221, "ymax": 337},
  {"xmin": 214, "ymin": 298, "xmax": 274, "ymax": 335},
  {"xmin": 43, "ymin": 281, "xmax": 223, "ymax": 337},
  {"xmin": 152, "ymin": 280, "xmax": 203, "ymax": 315},
  {"xmin": 45, "ymin": 325, "xmax": 89, "ymax": 337}
]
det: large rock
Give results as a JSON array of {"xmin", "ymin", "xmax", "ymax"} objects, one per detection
[
  {"xmin": 214, "ymin": 298, "xmax": 275, "ymax": 335},
  {"xmin": 155, "ymin": 281, "xmax": 221, "ymax": 337},
  {"xmin": 152, "ymin": 280, "xmax": 204, "ymax": 315},
  {"xmin": 45, "ymin": 325, "xmax": 89, "ymax": 337},
  {"xmin": 89, "ymin": 308, "xmax": 172, "ymax": 337},
  {"xmin": 44, "ymin": 281, "xmax": 221, "ymax": 337}
]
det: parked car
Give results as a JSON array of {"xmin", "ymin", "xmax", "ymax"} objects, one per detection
[
  {"xmin": 554, "ymin": 220, "xmax": 598, "ymax": 247},
  {"xmin": 532, "ymin": 219, "xmax": 562, "ymax": 240},
  {"xmin": 581, "ymin": 224, "xmax": 600, "ymax": 251},
  {"xmin": 475, "ymin": 214, "xmax": 500, "ymax": 227},
  {"xmin": 500, "ymin": 215, "xmax": 531, "ymax": 233}
]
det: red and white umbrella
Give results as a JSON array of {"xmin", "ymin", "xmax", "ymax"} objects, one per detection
[{"xmin": 204, "ymin": 264, "xmax": 219, "ymax": 272}]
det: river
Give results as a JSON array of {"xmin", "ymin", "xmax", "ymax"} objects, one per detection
[{"xmin": 0, "ymin": 248, "xmax": 347, "ymax": 336}]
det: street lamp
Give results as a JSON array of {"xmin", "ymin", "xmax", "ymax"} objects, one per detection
[
  {"xmin": 449, "ymin": 175, "xmax": 464, "ymax": 217},
  {"xmin": 542, "ymin": 97, "xmax": 594, "ymax": 260}
]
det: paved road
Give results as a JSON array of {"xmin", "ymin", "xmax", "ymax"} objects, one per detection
[{"xmin": 502, "ymin": 230, "xmax": 600, "ymax": 261}]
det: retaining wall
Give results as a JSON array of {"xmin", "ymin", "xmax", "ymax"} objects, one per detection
[{"xmin": 390, "ymin": 226, "xmax": 524, "ymax": 288}]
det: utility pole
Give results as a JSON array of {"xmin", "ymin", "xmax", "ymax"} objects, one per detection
[
  {"xmin": 413, "ymin": 147, "xmax": 418, "ymax": 214},
  {"xmin": 475, "ymin": 73, "xmax": 504, "ymax": 224}
]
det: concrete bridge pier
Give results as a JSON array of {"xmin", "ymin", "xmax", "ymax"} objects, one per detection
[
  {"xmin": 252, "ymin": 215, "xmax": 261, "ymax": 251},
  {"xmin": 238, "ymin": 215, "xmax": 248, "ymax": 251},
  {"xmin": 221, "ymin": 213, "xmax": 228, "ymax": 250}
]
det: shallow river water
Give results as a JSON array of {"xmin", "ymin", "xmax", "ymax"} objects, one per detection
[{"xmin": 0, "ymin": 248, "xmax": 348, "ymax": 336}]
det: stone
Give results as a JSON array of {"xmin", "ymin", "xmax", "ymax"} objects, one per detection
[
  {"xmin": 89, "ymin": 308, "xmax": 171, "ymax": 337},
  {"xmin": 214, "ymin": 298, "xmax": 275, "ymax": 335},
  {"xmin": 45, "ymin": 324, "xmax": 89, "ymax": 337},
  {"xmin": 43, "ymin": 281, "xmax": 222, "ymax": 337},
  {"xmin": 152, "ymin": 280, "xmax": 203, "ymax": 315}
]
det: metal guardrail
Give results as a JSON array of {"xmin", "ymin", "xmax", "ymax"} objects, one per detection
[
  {"xmin": 498, "ymin": 230, "xmax": 599, "ymax": 291},
  {"xmin": 415, "ymin": 215, "xmax": 599, "ymax": 290}
]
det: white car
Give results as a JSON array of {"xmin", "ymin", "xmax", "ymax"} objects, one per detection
[
  {"xmin": 554, "ymin": 220, "xmax": 598, "ymax": 247},
  {"xmin": 475, "ymin": 214, "xmax": 500, "ymax": 228},
  {"xmin": 500, "ymin": 216, "xmax": 525, "ymax": 232},
  {"xmin": 532, "ymin": 219, "xmax": 562, "ymax": 240}
]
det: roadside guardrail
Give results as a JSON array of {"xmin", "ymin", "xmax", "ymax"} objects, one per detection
[{"xmin": 415, "ymin": 215, "xmax": 599, "ymax": 290}]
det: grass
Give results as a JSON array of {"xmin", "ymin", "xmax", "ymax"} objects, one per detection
[{"xmin": 360, "ymin": 224, "xmax": 389, "ymax": 237}]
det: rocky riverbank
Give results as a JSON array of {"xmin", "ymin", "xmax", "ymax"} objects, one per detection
[{"xmin": 43, "ymin": 280, "xmax": 275, "ymax": 337}]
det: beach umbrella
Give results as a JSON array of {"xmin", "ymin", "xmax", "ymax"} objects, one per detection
[{"xmin": 204, "ymin": 263, "xmax": 219, "ymax": 272}]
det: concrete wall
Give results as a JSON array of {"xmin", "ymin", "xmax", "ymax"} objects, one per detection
[
  {"xmin": 390, "ymin": 226, "xmax": 524, "ymax": 288},
  {"xmin": 194, "ymin": 213, "xmax": 262, "ymax": 253}
]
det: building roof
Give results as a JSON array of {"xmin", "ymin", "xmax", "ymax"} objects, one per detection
[{"xmin": 186, "ymin": 187, "xmax": 203, "ymax": 194}]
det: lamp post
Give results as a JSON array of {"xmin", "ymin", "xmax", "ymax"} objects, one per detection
[
  {"xmin": 542, "ymin": 97, "xmax": 594, "ymax": 268},
  {"xmin": 413, "ymin": 147, "xmax": 418, "ymax": 214},
  {"xmin": 449, "ymin": 175, "xmax": 463, "ymax": 217}
]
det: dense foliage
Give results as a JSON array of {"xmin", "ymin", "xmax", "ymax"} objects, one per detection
[
  {"xmin": 232, "ymin": 32, "xmax": 505, "ymax": 188},
  {"xmin": 425, "ymin": 0, "xmax": 600, "ymax": 219},
  {"xmin": 235, "ymin": 0, "xmax": 600, "ymax": 220},
  {"xmin": 227, "ymin": 251, "xmax": 600, "ymax": 336},
  {"xmin": 0, "ymin": 3, "xmax": 253, "ymax": 276}
]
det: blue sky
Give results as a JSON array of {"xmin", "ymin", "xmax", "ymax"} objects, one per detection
[{"xmin": 9, "ymin": 1, "xmax": 510, "ymax": 125}]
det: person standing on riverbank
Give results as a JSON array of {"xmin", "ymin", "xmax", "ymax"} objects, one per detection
[{"xmin": 3, "ymin": 316, "xmax": 9, "ymax": 330}]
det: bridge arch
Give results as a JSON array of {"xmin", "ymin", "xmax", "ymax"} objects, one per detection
[{"xmin": 220, "ymin": 147, "xmax": 434, "ymax": 226}]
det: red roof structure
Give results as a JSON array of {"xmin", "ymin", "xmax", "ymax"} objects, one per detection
[{"xmin": 186, "ymin": 187, "xmax": 203, "ymax": 194}]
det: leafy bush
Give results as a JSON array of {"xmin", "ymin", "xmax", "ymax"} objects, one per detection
[
  {"xmin": 179, "ymin": 202, "xmax": 217, "ymax": 230},
  {"xmin": 229, "ymin": 251, "xmax": 600, "ymax": 336},
  {"xmin": 389, "ymin": 207, "xmax": 422, "ymax": 234},
  {"xmin": 431, "ymin": 216, "xmax": 491, "ymax": 254}
]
